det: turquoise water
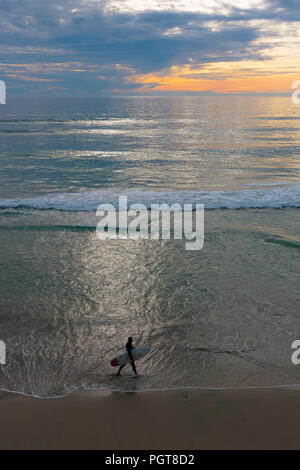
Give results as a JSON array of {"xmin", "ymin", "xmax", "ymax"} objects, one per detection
[{"xmin": 0, "ymin": 96, "xmax": 299, "ymax": 397}]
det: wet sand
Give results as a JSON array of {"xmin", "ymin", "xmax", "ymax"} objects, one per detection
[{"xmin": 0, "ymin": 388, "xmax": 300, "ymax": 449}]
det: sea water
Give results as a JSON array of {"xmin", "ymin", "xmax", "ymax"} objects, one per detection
[{"xmin": 0, "ymin": 95, "xmax": 299, "ymax": 397}]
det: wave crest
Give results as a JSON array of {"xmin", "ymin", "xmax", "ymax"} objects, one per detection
[{"xmin": 0, "ymin": 184, "xmax": 299, "ymax": 212}]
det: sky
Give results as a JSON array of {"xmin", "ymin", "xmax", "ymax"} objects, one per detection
[{"xmin": 0, "ymin": 0, "xmax": 300, "ymax": 95}]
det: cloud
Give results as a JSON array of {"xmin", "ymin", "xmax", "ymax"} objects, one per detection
[
  {"xmin": 0, "ymin": 0, "xmax": 299, "ymax": 94},
  {"xmin": 104, "ymin": 0, "xmax": 269, "ymax": 15},
  {"xmin": 4, "ymin": 74, "xmax": 55, "ymax": 82}
]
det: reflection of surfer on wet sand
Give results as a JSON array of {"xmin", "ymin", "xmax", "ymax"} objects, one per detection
[{"xmin": 110, "ymin": 338, "xmax": 150, "ymax": 377}]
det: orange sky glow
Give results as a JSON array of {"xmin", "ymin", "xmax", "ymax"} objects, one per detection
[{"xmin": 126, "ymin": 55, "xmax": 300, "ymax": 94}]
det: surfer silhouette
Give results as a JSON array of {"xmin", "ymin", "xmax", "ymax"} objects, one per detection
[{"xmin": 116, "ymin": 337, "xmax": 138, "ymax": 376}]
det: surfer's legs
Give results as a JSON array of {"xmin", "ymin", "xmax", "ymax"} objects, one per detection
[
  {"xmin": 130, "ymin": 361, "xmax": 138, "ymax": 376},
  {"xmin": 117, "ymin": 364, "xmax": 125, "ymax": 376},
  {"xmin": 117, "ymin": 362, "xmax": 138, "ymax": 376}
]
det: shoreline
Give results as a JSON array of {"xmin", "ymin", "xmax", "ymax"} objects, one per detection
[
  {"xmin": 1, "ymin": 382, "xmax": 300, "ymax": 399},
  {"xmin": 1, "ymin": 388, "xmax": 300, "ymax": 449}
]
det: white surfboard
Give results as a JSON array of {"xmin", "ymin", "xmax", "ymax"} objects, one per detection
[{"xmin": 111, "ymin": 347, "xmax": 150, "ymax": 367}]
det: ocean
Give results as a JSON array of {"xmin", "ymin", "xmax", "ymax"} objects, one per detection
[{"xmin": 0, "ymin": 95, "xmax": 299, "ymax": 397}]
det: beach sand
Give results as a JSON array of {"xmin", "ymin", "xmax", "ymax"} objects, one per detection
[{"xmin": 1, "ymin": 388, "xmax": 300, "ymax": 450}]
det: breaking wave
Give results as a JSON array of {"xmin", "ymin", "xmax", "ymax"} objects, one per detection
[{"xmin": 0, "ymin": 183, "xmax": 299, "ymax": 212}]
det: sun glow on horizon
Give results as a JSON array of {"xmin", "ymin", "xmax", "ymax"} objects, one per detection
[
  {"xmin": 123, "ymin": 19, "xmax": 300, "ymax": 94},
  {"xmin": 125, "ymin": 57, "xmax": 300, "ymax": 94}
]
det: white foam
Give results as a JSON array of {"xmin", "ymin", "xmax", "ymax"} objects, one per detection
[{"xmin": 0, "ymin": 183, "xmax": 300, "ymax": 211}]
